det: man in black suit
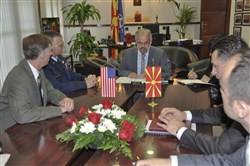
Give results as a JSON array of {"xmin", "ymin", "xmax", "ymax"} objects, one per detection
[
  {"xmin": 137, "ymin": 49, "xmax": 250, "ymax": 166},
  {"xmin": 156, "ymin": 35, "xmax": 249, "ymax": 155}
]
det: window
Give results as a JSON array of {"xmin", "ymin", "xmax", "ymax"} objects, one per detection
[{"xmin": 0, "ymin": 1, "xmax": 40, "ymax": 89}]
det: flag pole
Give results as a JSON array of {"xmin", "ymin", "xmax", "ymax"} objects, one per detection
[
  {"xmin": 148, "ymin": 97, "xmax": 158, "ymax": 107},
  {"xmin": 147, "ymin": 58, "xmax": 158, "ymax": 107}
]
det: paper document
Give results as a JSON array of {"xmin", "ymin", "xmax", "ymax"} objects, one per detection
[
  {"xmin": 116, "ymin": 77, "xmax": 145, "ymax": 84},
  {"xmin": 0, "ymin": 154, "xmax": 11, "ymax": 166},
  {"xmin": 177, "ymin": 79, "xmax": 215, "ymax": 86}
]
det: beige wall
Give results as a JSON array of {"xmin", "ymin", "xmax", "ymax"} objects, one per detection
[{"xmin": 229, "ymin": 0, "xmax": 250, "ymax": 45}]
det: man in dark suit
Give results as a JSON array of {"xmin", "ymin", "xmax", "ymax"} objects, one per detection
[
  {"xmin": 43, "ymin": 31, "xmax": 96, "ymax": 94},
  {"xmin": 118, "ymin": 28, "xmax": 172, "ymax": 80},
  {"xmin": 137, "ymin": 49, "xmax": 250, "ymax": 166},
  {"xmin": 0, "ymin": 34, "xmax": 74, "ymax": 133},
  {"xmin": 155, "ymin": 35, "xmax": 249, "ymax": 155}
]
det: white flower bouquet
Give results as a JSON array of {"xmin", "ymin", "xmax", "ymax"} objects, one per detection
[{"xmin": 56, "ymin": 100, "xmax": 144, "ymax": 159}]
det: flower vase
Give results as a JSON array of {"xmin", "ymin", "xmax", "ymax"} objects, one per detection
[{"xmin": 89, "ymin": 133, "xmax": 103, "ymax": 149}]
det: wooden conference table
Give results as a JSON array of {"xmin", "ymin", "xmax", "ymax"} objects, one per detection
[{"xmin": 1, "ymin": 83, "xmax": 212, "ymax": 165}]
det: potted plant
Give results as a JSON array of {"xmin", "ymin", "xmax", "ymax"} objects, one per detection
[
  {"xmin": 62, "ymin": 0, "xmax": 101, "ymax": 62},
  {"xmin": 175, "ymin": 4, "xmax": 197, "ymax": 39}
]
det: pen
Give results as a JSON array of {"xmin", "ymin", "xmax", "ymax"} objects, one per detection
[{"xmin": 190, "ymin": 68, "xmax": 194, "ymax": 73}]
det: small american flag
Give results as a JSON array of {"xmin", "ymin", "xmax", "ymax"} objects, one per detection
[{"xmin": 100, "ymin": 67, "xmax": 116, "ymax": 97}]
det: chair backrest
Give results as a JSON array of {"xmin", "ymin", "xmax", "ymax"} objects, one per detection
[
  {"xmin": 118, "ymin": 49, "xmax": 126, "ymax": 64},
  {"xmin": 187, "ymin": 58, "xmax": 211, "ymax": 78},
  {"xmin": 82, "ymin": 57, "xmax": 119, "ymax": 76},
  {"xmin": 158, "ymin": 46, "xmax": 199, "ymax": 70}
]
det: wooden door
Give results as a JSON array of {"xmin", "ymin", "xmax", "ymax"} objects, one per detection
[{"xmin": 200, "ymin": 0, "xmax": 231, "ymax": 59}]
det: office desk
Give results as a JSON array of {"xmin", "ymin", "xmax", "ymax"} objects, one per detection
[
  {"xmin": 1, "ymin": 84, "xmax": 211, "ymax": 165},
  {"xmin": 85, "ymin": 85, "xmax": 211, "ymax": 165}
]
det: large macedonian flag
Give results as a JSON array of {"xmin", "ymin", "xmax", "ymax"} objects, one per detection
[{"xmin": 145, "ymin": 66, "xmax": 162, "ymax": 98}]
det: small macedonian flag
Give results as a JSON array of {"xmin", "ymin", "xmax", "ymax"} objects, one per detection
[{"xmin": 145, "ymin": 66, "xmax": 162, "ymax": 98}]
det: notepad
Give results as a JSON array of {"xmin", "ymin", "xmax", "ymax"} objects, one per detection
[
  {"xmin": 145, "ymin": 118, "xmax": 196, "ymax": 136},
  {"xmin": 177, "ymin": 79, "xmax": 215, "ymax": 86}
]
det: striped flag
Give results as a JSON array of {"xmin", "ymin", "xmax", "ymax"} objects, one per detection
[
  {"xmin": 145, "ymin": 66, "xmax": 162, "ymax": 98},
  {"xmin": 100, "ymin": 67, "xmax": 116, "ymax": 98}
]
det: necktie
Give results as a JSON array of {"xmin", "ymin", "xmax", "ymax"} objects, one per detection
[
  {"xmin": 141, "ymin": 54, "xmax": 146, "ymax": 74},
  {"xmin": 246, "ymin": 136, "xmax": 250, "ymax": 166},
  {"xmin": 37, "ymin": 74, "xmax": 43, "ymax": 106}
]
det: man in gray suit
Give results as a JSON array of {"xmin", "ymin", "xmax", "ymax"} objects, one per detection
[
  {"xmin": 0, "ymin": 34, "xmax": 74, "ymax": 133},
  {"xmin": 136, "ymin": 49, "xmax": 250, "ymax": 166},
  {"xmin": 118, "ymin": 28, "xmax": 172, "ymax": 80},
  {"xmin": 157, "ymin": 35, "xmax": 249, "ymax": 155}
]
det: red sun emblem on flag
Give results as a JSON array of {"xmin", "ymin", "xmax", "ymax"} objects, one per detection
[{"xmin": 145, "ymin": 66, "xmax": 162, "ymax": 98}]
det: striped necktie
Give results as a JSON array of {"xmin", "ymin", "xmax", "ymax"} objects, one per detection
[
  {"xmin": 36, "ymin": 74, "xmax": 43, "ymax": 106},
  {"xmin": 141, "ymin": 54, "xmax": 146, "ymax": 74}
]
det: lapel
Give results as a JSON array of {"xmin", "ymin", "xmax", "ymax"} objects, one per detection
[
  {"xmin": 51, "ymin": 57, "xmax": 70, "ymax": 79},
  {"xmin": 19, "ymin": 59, "xmax": 45, "ymax": 106},
  {"xmin": 40, "ymin": 70, "xmax": 47, "ymax": 106},
  {"xmin": 19, "ymin": 59, "xmax": 37, "ymax": 85},
  {"xmin": 148, "ymin": 46, "xmax": 154, "ymax": 66},
  {"xmin": 132, "ymin": 48, "xmax": 138, "ymax": 73}
]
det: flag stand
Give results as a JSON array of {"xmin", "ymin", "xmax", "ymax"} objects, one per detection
[{"xmin": 148, "ymin": 97, "xmax": 158, "ymax": 107}]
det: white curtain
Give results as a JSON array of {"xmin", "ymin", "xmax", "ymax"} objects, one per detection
[{"xmin": 0, "ymin": 0, "xmax": 40, "ymax": 90}]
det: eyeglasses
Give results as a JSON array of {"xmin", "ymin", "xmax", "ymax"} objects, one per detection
[{"xmin": 136, "ymin": 41, "xmax": 150, "ymax": 46}]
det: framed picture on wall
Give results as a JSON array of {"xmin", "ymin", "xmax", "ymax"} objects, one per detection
[
  {"xmin": 235, "ymin": 0, "xmax": 244, "ymax": 11},
  {"xmin": 233, "ymin": 27, "xmax": 242, "ymax": 36},
  {"xmin": 133, "ymin": 0, "xmax": 142, "ymax": 6},
  {"xmin": 41, "ymin": 17, "xmax": 60, "ymax": 32},
  {"xmin": 234, "ymin": 13, "xmax": 243, "ymax": 25},
  {"xmin": 244, "ymin": 0, "xmax": 250, "ymax": 11},
  {"xmin": 242, "ymin": 13, "xmax": 250, "ymax": 25}
]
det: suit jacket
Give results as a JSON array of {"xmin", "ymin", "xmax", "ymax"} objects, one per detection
[
  {"xmin": 118, "ymin": 46, "xmax": 172, "ymax": 79},
  {"xmin": 179, "ymin": 105, "xmax": 247, "ymax": 154},
  {"xmin": 43, "ymin": 55, "xmax": 87, "ymax": 94},
  {"xmin": 177, "ymin": 137, "xmax": 249, "ymax": 166},
  {"xmin": 0, "ymin": 59, "xmax": 66, "ymax": 128}
]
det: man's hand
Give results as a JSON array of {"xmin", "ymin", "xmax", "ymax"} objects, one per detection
[
  {"xmin": 160, "ymin": 107, "xmax": 186, "ymax": 121},
  {"xmin": 128, "ymin": 72, "xmax": 139, "ymax": 78},
  {"xmin": 59, "ymin": 97, "xmax": 74, "ymax": 113},
  {"xmin": 187, "ymin": 70, "xmax": 198, "ymax": 79},
  {"xmin": 138, "ymin": 72, "xmax": 145, "ymax": 79},
  {"xmin": 85, "ymin": 75, "xmax": 97, "ymax": 88},
  {"xmin": 158, "ymin": 114, "xmax": 186, "ymax": 136},
  {"xmin": 136, "ymin": 158, "xmax": 171, "ymax": 166},
  {"xmin": 87, "ymin": 74, "xmax": 96, "ymax": 80}
]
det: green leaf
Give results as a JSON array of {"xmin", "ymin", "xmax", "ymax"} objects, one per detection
[
  {"xmin": 62, "ymin": 0, "xmax": 101, "ymax": 61},
  {"xmin": 56, "ymin": 104, "xmax": 145, "ymax": 159}
]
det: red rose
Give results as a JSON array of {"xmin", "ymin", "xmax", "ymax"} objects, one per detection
[
  {"xmin": 88, "ymin": 113, "xmax": 102, "ymax": 125},
  {"xmin": 121, "ymin": 121, "xmax": 136, "ymax": 133},
  {"xmin": 79, "ymin": 106, "xmax": 88, "ymax": 115},
  {"xmin": 119, "ymin": 129, "xmax": 133, "ymax": 142},
  {"xmin": 102, "ymin": 100, "xmax": 112, "ymax": 109},
  {"xmin": 66, "ymin": 116, "xmax": 78, "ymax": 127}
]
